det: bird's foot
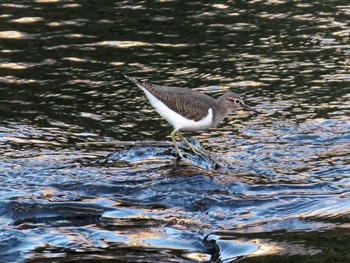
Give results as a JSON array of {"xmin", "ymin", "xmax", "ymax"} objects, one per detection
[
  {"xmin": 173, "ymin": 147, "xmax": 184, "ymax": 159},
  {"xmin": 188, "ymin": 144, "xmax": 227, "ymax": 166},
  {"xmin": 190, "ymin": 146, "xmax": 207, "ymax": 156}
]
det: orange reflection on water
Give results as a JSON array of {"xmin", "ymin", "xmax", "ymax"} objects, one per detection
[
  {"xmin": 34, "ymin": 0, "xmax": 59, "ymax": 3},
  {"xmin": 0, "ymin": 76, "xmax": 38, "ymax": 84},
  {"xmin": 249, "ymin": 239, "xmax": 281, "ymax": 256},
  {"xmin": 10, "ymin": 17, "xmax": 43, "ymax": 23},
  {"xmin": 0, "ymin": 62, "xmax": 35, "ymax": 70},
  {"xmin": 249, "ymin": 239, "xmax": 320, "ymax": 257},
  {"xmin": 0, "ymin": 30, "xmax": 31, "ymax": 39}
]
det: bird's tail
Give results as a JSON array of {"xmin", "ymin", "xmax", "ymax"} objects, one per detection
[
  {"xmin": 123, "ymin": 74, "xmax": 136, "ymax": 82},
  {"xmin": 124, "ymin": 75, "xmax": 150, "ymax": 90},
  {"xmin": 124, "ymin": 75, "xmax": 146, "ymax": 90}
]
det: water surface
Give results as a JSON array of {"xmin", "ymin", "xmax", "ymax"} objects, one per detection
[{"xmin": 0, "ymin": 0, "xmax": 349, "ymax": 262}]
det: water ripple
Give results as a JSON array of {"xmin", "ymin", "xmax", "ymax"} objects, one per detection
[{"xmin": 0, "ymin": 0, "xmax": 350, "ymax": 261}]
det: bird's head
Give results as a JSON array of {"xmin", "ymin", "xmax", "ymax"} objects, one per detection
[{"xmin": 220, "ymin": 92, "xmax": 259, "ymax": 114}]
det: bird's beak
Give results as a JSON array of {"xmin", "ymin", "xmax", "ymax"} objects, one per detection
[{"xmin": 241, "ymin": 102, "xmax": 260, "ymax": 114}]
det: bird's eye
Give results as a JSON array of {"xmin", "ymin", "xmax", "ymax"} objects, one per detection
[{"xmin": 235, "ymin": 99, "xmax": 241, "ymax": 104}]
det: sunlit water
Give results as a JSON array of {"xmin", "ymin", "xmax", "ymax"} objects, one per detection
[{"xmin": 0, "ymin": 1, "xmax": 349, "ymax": 262}]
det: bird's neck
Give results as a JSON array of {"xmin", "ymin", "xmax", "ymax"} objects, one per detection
[{"xmin": 211, "ymin": 96, "xmax": 233, "ymax": 127}]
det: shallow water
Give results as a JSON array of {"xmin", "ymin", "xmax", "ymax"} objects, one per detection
[{"xmin": 0, "ymin": 0, "xmax": 350, "ymax": 262}]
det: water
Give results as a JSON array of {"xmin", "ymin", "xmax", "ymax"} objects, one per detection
[{"xmin": 0, "ymin": 0, "xmax": 349, "ymax": 262}]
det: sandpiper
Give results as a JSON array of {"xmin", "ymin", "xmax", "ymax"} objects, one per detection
[{"xmin": 125, "ymin": 75, "xmax": 258, "ymax": 158}]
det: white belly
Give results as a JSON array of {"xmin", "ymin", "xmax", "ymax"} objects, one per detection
[{"xmin": 141, "ymin": 88, "xmax": 213, "ymax": 131}]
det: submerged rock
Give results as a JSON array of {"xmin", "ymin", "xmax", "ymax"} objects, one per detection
[{"xmin": 94, "ymin": 139, "xmax": 228, "ymax": 170}]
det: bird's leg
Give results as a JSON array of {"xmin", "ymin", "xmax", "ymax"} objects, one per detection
[
  {"xmin": 171, "ymin": 129, "xmax": 184, "ymax": 158},
  {"xmin": 176, "ymin": 131, "xmax": 209, "ymax": 156},
  {"xmin": 177, "ymin": 131, "xmax": 227, "ymax": 165}
]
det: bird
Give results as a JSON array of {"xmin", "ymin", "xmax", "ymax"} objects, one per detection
[{"xmin": 124, "ymin": 75, "xmax": 259, "ymax": 158}]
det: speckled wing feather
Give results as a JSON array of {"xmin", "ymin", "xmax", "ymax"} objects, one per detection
[
  {"xmin": 143, "ymin": 83, "xmax": 216, "ymax": 121},
  {"xmin": 125, "ymin": 76, "xmax": 216, "ymax": 121}
]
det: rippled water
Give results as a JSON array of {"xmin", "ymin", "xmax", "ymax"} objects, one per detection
[{"xmin": 0, "ymin": 1, "xmax": 349, "ymax": 262}]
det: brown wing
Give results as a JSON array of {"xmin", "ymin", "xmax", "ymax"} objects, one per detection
[{"xmin": 143, "ymin": 82, "xmax": 216, "ymax": 121}]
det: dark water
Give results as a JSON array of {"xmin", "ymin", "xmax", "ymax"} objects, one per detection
[{"xmin": 1, "ymin": 0, "xmax": 350, "ymax": 262}]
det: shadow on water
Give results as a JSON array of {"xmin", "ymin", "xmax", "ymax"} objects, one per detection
[{"xmin": 0, "ymin": 0, "xmax": 350, "ymax": 262}]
